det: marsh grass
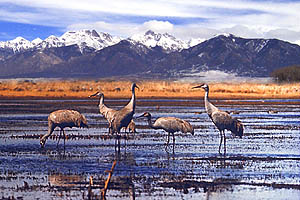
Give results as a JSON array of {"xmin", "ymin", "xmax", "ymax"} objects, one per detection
[{"xmin": 0, "ymin": 80, "xmax": 299, "ymax": 99}]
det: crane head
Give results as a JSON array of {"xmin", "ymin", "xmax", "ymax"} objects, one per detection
[
  {"xmin": 79, "ymin": 115, "xmax": 89, "ymax": 128},
  {"xmin": 192, "ymin": 84, "xmax": 209, "ymax": 91},
  {"xmin": 136, "ymin": 112, "xmax": 151, "ymax": 119},
  {"xmin": 132, "ymin": 83, "xmax": 140, "ymax": 90},
  {"xmin": 233, "ymin": 119, "xmax": 244, "ymax": 138},
  {"xmin": 88, "ymin": 91, "xmax": 103, "ymax": 98}
]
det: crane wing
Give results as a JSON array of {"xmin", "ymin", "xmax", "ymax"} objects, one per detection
[
  {"xmin": 153, "ymin": 117, "xmax": 193, "ymax": 134},
  {"xmin": 101, "ymin": 106, "xmax": 117, "ymax": 122},
  {"xmin": 112, "ymin": 107, "xmax": 134, "ymax": 129},
  {"xmin": 211, "ymin": 111, "xmax": 234, "ymax": 131}
]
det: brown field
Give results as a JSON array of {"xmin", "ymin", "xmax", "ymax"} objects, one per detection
[{"xmin": 0, "ymin": 79, "xmax": 299, "ymax": 99}]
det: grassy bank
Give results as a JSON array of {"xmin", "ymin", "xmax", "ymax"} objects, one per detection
[{"xmin": 0, "ymin": 80, "xmax": 299, "ymax": 99}]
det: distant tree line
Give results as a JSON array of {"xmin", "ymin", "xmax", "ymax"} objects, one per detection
[{"xmin": 271, "ymin": 65, "xmax": 300, "ymax": 82}]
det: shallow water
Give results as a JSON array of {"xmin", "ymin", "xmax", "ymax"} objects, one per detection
[{"xmin": 0, "ymin": 98, "xmax": 299, "ymax": 199}]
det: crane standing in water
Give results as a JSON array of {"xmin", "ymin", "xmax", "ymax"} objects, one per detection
[
  {"xmin": 124, "ymin": 119, "xmax": 137, "ymax": 134},
  {"xmin": 110, "ymin": 83, "xmax": 139, "ymax": 135},
  {"xmin": 88, "ymin": 91, "xmax": 117, "ymax": 134},
  {"xmin": 192, "ymin": 84, "xmax": 244, "ymax": 154},
  {"xmin": 40, "ymin": 109, "xmax": 88, "ymax": 148},
  {"xmin": 137, "ymin": 112, "xmax": 194, "ymax": 149}
]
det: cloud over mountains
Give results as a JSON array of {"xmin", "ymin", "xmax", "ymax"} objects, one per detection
[{"xmin": 0, "ymin": 0, "xmax": 300, "ymax": 45}]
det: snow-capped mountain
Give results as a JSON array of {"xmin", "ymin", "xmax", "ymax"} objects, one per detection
[
  {"xmin": 60, "ymin": 30, "xmax": 121, "ymax": 51},
  {"xmin": 0, "ymin": 29, "xmax": 203, "ymax": 57},
  {"xmin": 187, "ymin": 38, "xmax": 205, "ymax": 47},
  {"xmin": 38, "ymin": 35, "xmax": 64, "ymax": 49},
  {"xmin": 0, "ymin": 29, "xmax": 122, "ymax": 55},
  {"xmin": 31, "ymin": 38, "xmax": 43, "ymax": 46},
  {"xmin": 129, "ymin": 30, "xmax": 200, "ymax": 52},
  {"xmin": 0, "ymin": 36, "xmax": 34, "ymax": 53},
  {"xmin": 37, "ymin": 30, "xmax": 121, "ymax": 52},
  {"xmin": 1, "ymin": 30, "xmax": 300, "ymax": 79}
]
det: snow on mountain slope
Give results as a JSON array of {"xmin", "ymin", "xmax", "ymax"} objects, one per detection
[
  {"xmin": 188, "ymin": 38, "xmax": 205, "ymax": 47},
  {"xmin": 0, "ymin": 37, "xmax": 33, "ymax": 53},
  {"xmin": 129, "ymin": 30, "xmax": 198, "ymax": 52},
  {"xmin": 0, "ymin": 29, "xmax": 204, "ymax": 56},
  {"xmin": 0, "ymin": 30, "xmax": 121, "ymax": 54},
  {"xmin": 38, "ymin": 35, "xmax": 64, "ymax": 49},
  {"xmin": 59, "ymin": 30, "xmax": 121, "ymax": 52},
  {"xmin": 31, "ymin": 38, "xmax": 43, "ymax": 46}
]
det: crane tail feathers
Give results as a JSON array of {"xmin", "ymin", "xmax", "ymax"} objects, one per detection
[{"xmin": 180, "ymin": 120, "xmax": 194, "ymax": 135}]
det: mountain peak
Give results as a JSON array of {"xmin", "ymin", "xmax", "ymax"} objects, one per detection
[
  {"xmin": 130, "ymin": 30, "xmax": 189, "ymax": 52},
  {"xmin": 145, "ymin": 30, "xmax": 156, "ymax": 36},
  {"xmin": 214, "ymin": 33, "xmax": 236, "ymax": 38},
  {"xmin": 0, "ymin": 36, "xmax": 32, "ymax": 53},
  {"xmin": 11, "ymin": 36, "xmax": 28, "ymax": 43},
  {"xmin": 31, "ymin": 38, "xmax": 43, "ymax": 45}
]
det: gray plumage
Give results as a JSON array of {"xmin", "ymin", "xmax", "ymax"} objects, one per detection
[
  {"xmin": 137, "ymin": 112, "xmax": 194, "ymax": 148},
  {"xmin": 124, "ymin": 119, "xmax": 137, "ymax": 133},
  {"xmin": 111, "ymin": 83, "xmax": 139, "ymax": 134},
  {"xmin": 192, "ymin": 84, "xmax": 244, "ymax": 154},
  {"xmin": 40, "ymin": 109, "xmax": 88, "ymax": 148},
  {"xmin": 89, "ymin": 91, "xmax": 117, "ymax": 133}
]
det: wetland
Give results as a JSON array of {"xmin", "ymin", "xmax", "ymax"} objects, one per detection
[{"xmin": 0, "ymin": 97, "xmax": 299, "ymax": 199}]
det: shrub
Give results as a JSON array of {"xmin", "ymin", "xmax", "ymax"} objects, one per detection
[{"xmin": 271, "ymin": 65, "xmax": 300, "ymax": 82}]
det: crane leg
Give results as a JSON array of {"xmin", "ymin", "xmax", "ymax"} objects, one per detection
[
  {"xmin": 63, "ymin": 129, "xmax": 66, "ymax": 147},
  {"xmin": 218, "ymin": 131, "xmax": 223, "ymax": 154},
  {"xmin": 57, "ymin": 129, "xmax": 62, "ymax": 147},
  {"xmin": 114, "ymin": 138, "xmax": 120, "ymax": 153},
  {"xmin": 167, "ymin": 132, "xmax": 170, "ymax": 146},
  {"xmin": 172, "ymin": 133, "xmax": 175, "ymax": 153},
  {"xmin": 172, "ymin": 133, "xmax": 175, "ymax": 146},
  {"xmin": 223, "ymin": 131, "xmax": 226, "ymax": 155},
  {"xmin": 165, "ymin": 132, "xmax": 170, "ymax": 150}
]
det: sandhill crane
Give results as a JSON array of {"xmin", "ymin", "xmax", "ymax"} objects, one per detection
[
  {"xmin": 89, "ymin": 91, "xmax": 117, "ymax": 134},
  {"xmin": 110, "ymin": 83, "xmax": 139, "ymax": 135},
  {"xmin": 137, "ymin": 112, "xmax": 194, "ymax": 149},
  {"xmin": 192, "ymin": 84, "xmax": 243, "ymax": 154},
  {"xmin": 40, "ymin": 109, "xmax": 88, "ymax": 148},
  {"xmin": 124, "ymin": 119, "xmax": 137, "ymax": 134}
]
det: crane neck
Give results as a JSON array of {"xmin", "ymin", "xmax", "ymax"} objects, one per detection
[
  {"xmin": 146, "ymin": 116, "xmax": 157, "ymax": 129},
  {"xmin": 203, "ymin": 88, "xmax": 218, "ymax": 116},
  {"xmin": 127, "ymin": 86, "xmax": 136, "ymax": 110},
  {"xmin": 98, "ymin": 95, "xmax": 104, "ymax": 107},
  {"xmin": 204, "ymin": 89, "xmax": 209, "ymax": 102}
]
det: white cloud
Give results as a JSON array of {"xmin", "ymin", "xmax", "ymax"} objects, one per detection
[
  {"xmin": 1, "ymin": 0, "xmax": 300, "ymax": 45},
  {"xmin": 0, "ymin": 0, "xmax": 194, "ymax": 17},
  {"xmin": 67, "ymin": 20, "xmax": 300, "ymax": 46},
  {"xmin": 68, "ymin": 20, "xmax": 174, "ymax": 38},
  {"xmin": 141, "ymin": 21, "xmax": 174, "ymax": 33}
]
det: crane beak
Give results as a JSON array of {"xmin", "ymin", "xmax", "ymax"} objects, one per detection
[
  {"xmin": 88, "ymin": 92, "xmax": 100, "ymax": 98},
  {"xmin": 192, "ymin": 84, "xmax": 205, "ymax": 89},
  {"xmin": 192, "ymin": 85, "xmax": 201, "ymax": 89},
  {"xmin": 136, "ymin": 113, "xmax": 144, "ymax": 119}
]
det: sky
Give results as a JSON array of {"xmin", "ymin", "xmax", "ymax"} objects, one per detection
[{"xmin": 0, "ymin": 0, "xmax": 300, "ymax": 45}]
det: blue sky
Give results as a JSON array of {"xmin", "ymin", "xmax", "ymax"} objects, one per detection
[{"xmin": 0, "ymin": 0, "xmax": 300, "ymax": 45}]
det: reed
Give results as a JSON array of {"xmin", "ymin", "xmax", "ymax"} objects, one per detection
[{"xmin": 0, "ymin": 79, "xmax": 299, "ymax": 99}]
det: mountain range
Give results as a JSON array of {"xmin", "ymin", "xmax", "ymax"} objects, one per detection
[{"xmin": 0, "ymin": 29, "xmax": 300, "ymax": 79}]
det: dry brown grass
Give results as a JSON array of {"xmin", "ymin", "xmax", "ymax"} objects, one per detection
[{"xmin": 0, "ymin": 79, "xmax": 299, "ymax": 99}]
